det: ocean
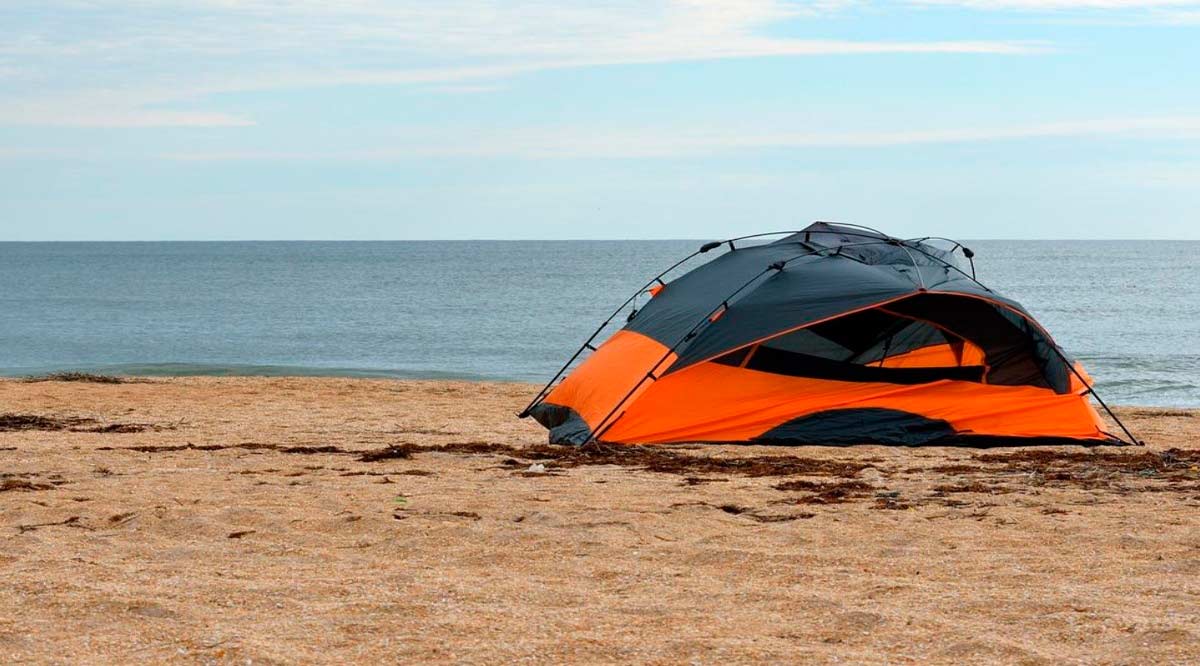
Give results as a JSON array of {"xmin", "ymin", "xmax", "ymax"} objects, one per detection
[{"xmin": 0, "ymin": 240, "xmax": 1196, "ymax": 407}]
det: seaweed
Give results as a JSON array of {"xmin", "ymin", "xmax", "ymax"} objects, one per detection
[
  {"xmin": 0, "ymin": 413, "xmax": 161, "ymax": 433},
  {"xmin": 774, "ymin": 479, "xmax": 876, "ymax": 504},
  {"xmin": 358, "ymin": 442, "xmax": 869, "ymax": 479},
  {"xmin": 21, "ymin": 372, "xmax": 133, "ymax": 384}
]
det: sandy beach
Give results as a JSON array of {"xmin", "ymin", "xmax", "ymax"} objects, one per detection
[{"xmin": 1, "ymin": 376, "xmax": 1198, "ymax": 664}]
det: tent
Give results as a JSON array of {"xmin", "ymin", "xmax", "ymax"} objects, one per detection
[{"xmin": 520, "ymin": 223, "xmax": 1138, "ymax": 447}]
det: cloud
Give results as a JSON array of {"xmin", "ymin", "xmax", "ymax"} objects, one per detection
[
  {"xmin": 1161, "ymin": 7, "xmax": 1200, "ymax": 19},
  {"xmin": 908, "ymin": 0, "xmax": 1200, "ymax": 21},
  {"xmin": 0, "ymin": 102, "xmax": 254, "ymax": 128},
  {"xmin": 913, "ymin": 0, "xmax": 1198, "ymax": 7},
  {"xmin": 157, "ymin": 115, "xmax": 1200, "ymax": 160},
  {"xmin": 906, "ymin": 0, "xmax": 1200, "ymax": 27},
  {"xmin": 0, "ymin": 0, "xmax": 1042, "ymax": 127}
]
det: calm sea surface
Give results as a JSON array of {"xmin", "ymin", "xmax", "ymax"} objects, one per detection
[{"xmin": 0, "ymin": 240, "xmax": 1196, "ymax": 406}]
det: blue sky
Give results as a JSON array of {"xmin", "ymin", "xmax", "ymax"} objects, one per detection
[{"xmin": 1, "ymin": 0, "xmax": 1198, "ymax": 240}]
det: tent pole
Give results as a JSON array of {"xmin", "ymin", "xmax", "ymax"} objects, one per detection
[
  {"xmin": 586, "ymin": 265, "xmax": 777, "ymax": 443},
  {"xmin": 585, "ymin": 240, "xmax": 899, "ymax": 443},
  {"xmin": 899, "ymin": 242, "xmax": 992, "ymax": 293},
  {"xmin": 518, "ymin": 243, "xmax": 721, "ymax": 419},
  {"xmin": 520, "ymin": 228, "xmax": 898, "ymax": 419},
  {"xmin": 900, "ymin": 241, "xmax": 1142, "ymax": 447},
  {"xmin": 1052, "ymin": 349, "xmax": 1144, "ymax": 446}
]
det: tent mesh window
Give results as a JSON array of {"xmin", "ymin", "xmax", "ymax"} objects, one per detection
[{"xmin": 712, "ymin": 303, "xmax": 990, "ymax": 385}]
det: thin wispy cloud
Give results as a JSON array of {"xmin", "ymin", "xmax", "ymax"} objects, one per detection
[
  {"xmin": 913, "ymin": 0, "xmax": 1199, "ymax": 8},
  {"xmin": 159, "ymin": 115, "xmax": 1200, "ymax": 161},
  {"xmin": 2, "ymin": 94, "xmax": 255, "ymax": 128},
  {"xmin": 0, "ymin": 0, "xmax": 1041, "ymax": 127},
  {"xmin": 909, "ymin": 0, "xmax": 1200, "ymax": 24}
]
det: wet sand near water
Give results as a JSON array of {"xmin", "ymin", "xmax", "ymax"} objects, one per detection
[{"xmin": 1, "ymin": 376, "xmax": 1199, "ymax": 664}]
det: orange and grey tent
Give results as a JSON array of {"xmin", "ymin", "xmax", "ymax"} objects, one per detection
[{"xmin": 520, "ymin": 222, "xmax": 1139, "ymax": 447}]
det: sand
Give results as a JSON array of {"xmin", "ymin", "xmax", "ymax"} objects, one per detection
[{"xmin": 1, "ymin": 376, "xmax": 1198, "ymax": 665}]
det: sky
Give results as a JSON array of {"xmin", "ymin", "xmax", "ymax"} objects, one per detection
[{"xmin": 1, "ymin": 0, "xmax": 1198, "ymax": 240}]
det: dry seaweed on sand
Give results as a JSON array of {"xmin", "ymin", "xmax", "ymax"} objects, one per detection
[
  {"xmin": 773, "ymin": 479, "xmax": 877, "ymax": 504},
  {"xmin": 0, "ymin": 414, "xmax": 94, "ymax": 431},
  {"xmin": 21, "ymin": 372, "xmax": 133, "ymax": 384},
  {"xmin": 357, "ymin": 441, "xmax": 869, "ymax": 479},
  {"xmin": 102, "ymin": 442, "xmax": 339, "ymax": 454},
  {"xmin": 973, "ymin": 448, "xmax": 1200, "ymax": 485},
  {"xmin": 931, "ymin": 481, "xmax": 1014, "ymax": 495},
  {"xmin": 1, "ymin": 478, "xmax": 56, "ymax": 492},
  {"xmin": 0, "ymin": 413, "xmax": 161, "ymax": 433},
  {"xmin": 1124, "ymin": 408, "xmax": 1195, "ymax": 419},
  {"xmin": 15, "ymin": 516, "xmax": 90, "ymax": 534}
]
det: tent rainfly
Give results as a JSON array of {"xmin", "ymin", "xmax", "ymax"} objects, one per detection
[{"xmin": 520, "ymin": 222, "xmax": 1139, "ymax": 447}]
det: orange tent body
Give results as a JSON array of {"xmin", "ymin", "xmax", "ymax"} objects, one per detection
[{"xmin": 524, "ymin": 224, "xmax": 1125, "ymax": 447}]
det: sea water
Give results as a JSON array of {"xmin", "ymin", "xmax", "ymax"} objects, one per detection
[{"xmin": 0, "ymin": 240, "xmax": 1196, "ymax": 406}]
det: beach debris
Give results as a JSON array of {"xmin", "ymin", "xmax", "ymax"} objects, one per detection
[
  {"xmin": 86, "ymin": 423, "xmax": 154, "ymax": 433},
  {"xmin": 227, "ymin": 529, "xmax": 255, "ymax": 539},
  {"xmin": 394, "ymin": 509, "xmax": 480, "ymax": 522},
  {"xmin": 873, "ymin": 494, "xmax": 912, "ymax": 510},
  {"xmin": 0, "ymin": 413, "xmax": 161, "ymax": 433},
  {"xmin": 1125, "ymin": 408, "xmax": 1195, "ymax": 419},
  {"xmin": 775, "ymin": 479, "xmax": 877, "ymax": 504},
  {"xmin": 0, "ymin": 478, "xmax": 55, "ymax": 492},
  {"xmin": 107, "ymin": 511, "xmax": 137, "ymax": 527},
  {"xmin": 516, "ymin": 461, "xmax": 566, "ymax": 477},
  {"xmin": 713, "ymin": 503, "xmax": 813, "ymax": 523},
  {"xmin": 932, "ymin": 481, "xmax": 1012, "ymax": 495},
  {"xmin": 0, "ymin": 414, "xmax": 92, "ymax": 431},
  {"xmin": 394, "ymin": 495, "xmax": 408, "ymax": 507},
  {"xmin": 359, "ymin": 445, "xmax": 416, "ymax": 461},
  {"xmin": 357, "ymin": 441, "xmax": 870, "ymax": 479},
  {"xmin": 21, "ymin": 372, "xmax": 130, "ymax": 384},
  {"xmin": 680, "ymin": 477, "xmax": 728, "ymax": 486},
  {"xmin": 392, "ymin": 426, "xmax": 458, "ymax": 436},
  {"xmin": 15, "ymin": 515, "xmax": 90, "ymax": 534},
  {"xmin": 105, "ymin": 442, "xmax": 338, "ymax": 454}
]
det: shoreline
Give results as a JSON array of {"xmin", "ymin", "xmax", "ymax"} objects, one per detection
[
  {"xmin": 0, "ymin": 365, "xmax": 507, "ymax": 383},
  {"xmin": 2, "ymin": 376, "xmax": 1198, "ymax": 663},
  {"xmin": 5, "ymin": 369, "xmax": 1199, "ymax": 409}
]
